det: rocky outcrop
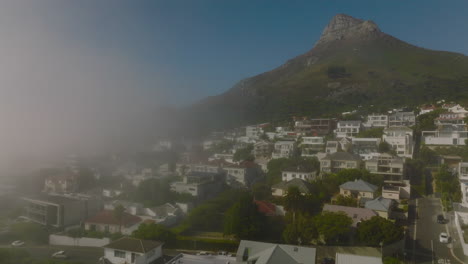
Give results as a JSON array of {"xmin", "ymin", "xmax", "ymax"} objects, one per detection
[{"xmin": 314, "ymin": 13, "xmax": 381, "ymax": 47}]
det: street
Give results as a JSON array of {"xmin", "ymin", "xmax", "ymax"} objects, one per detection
[
  {"xmin": 0, "ymin": 244, "xmax": 103, "ymax": 264},
  {"xmin": 410, "ymin": 197, "xmax": 468, "ymax": 264}
]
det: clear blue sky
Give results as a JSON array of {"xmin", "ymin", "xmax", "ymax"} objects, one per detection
[{"xmin": 9, "ymin": 1, "xmax": 468, "ymax": 104}]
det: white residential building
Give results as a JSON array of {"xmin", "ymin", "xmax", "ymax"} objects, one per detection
[
  {"xmin": 459, "ymin": 162, "xmax": 468, "ymax": 207},
  {"xmin": 325, "ymin": 141, "xmax": 339, "ymax": 154},
  {"xmin": 335, "ymin": 120, "xmax": 362, "ymax": 138},
  {"xmin": 383, "ymin": 126, "xmax": 414, "ymax": 158},
  {"xmin": 365, "ymin": 153, "xmax": 406, "ymax": 182},
  {"xmin": 365, "ymin": 114, "xmax": 388, "ymax": 128},
  {"xmin": 388, "ymin": 111, "xmax": 416, "ymax": 127},
  {"xmin": 272, "ymin": 141, "xmax": 296, "ymax": 159},
  {"xmin": 351, "ymin": 138, "xmax": 381, "ymax": 160},
  {"xmin": 422, "ymin": 130, "xmax": 468, "ymax": 146},
  {"xmin": 301, "ymin": 136, "xmax": 325, "ymax": 157},
  {"xmin": 282, "ymin": 168, "xmax": 318, "ymax": 182},
  {"xmin": 101, "ymin": 237, "xmax": 163, "ymax": 264}
]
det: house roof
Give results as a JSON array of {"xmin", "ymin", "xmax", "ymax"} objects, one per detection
[
  {"xmin": 236, "ymin": 240, "xmax": 316, "ymax": 264},
  {"xmin": 340, "ymin": 179, "xmax": 378, "ymax": 193},
  {"xmin": 283, "ymin": 166, "xmax": 316, "ymax": 173},
  {"xmin": 365, "ymin": 197, "xmax": 393, "ymax": 212},
  {"xmin": 254, "ymin": 200, "xmax": 276, "ymax": 216},
  {"xmin": 103, "ymin": 237, "xmax": 163, "ymax": 254},
  {"xmin": 321, "ymin": 152, "xmax": 362, "ymax": 161},
  {"xmin": 272, "ymin": 178, "xmax": 313, "ymax": 194},
  {"xmin": 323, "ymin": 204, "xmax": 377, "ymax": 227},
  {"xmin": 85, "ymin": 210, "xmax": 142, "ymax": 227},
  {"xmin": 148, "ymin": 203, "xmax": 178, "ymax": 217}
]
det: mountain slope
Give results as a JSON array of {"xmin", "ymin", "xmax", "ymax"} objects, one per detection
[{"xmin": 185, "ymin": 14, "xmax": 468, "ymax": 132}]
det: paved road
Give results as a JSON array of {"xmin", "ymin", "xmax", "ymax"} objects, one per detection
[
  {"xmin": 410, "ymin": 197, "xmax": 468, "ymax": 264},
  {"xmin": 0, "ymin": 244, "xmax": 103, "ymax": 264}
]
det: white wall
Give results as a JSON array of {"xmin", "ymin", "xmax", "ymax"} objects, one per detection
[{"xmin": 49, "ymin": 234, "xmax": 110, "ymax": 247}]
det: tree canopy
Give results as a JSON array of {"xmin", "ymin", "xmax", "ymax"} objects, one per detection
[
  {"xmin": 223, "ymin": 193, "xmax": 266, "ymax": 239},
  {"xmin": 314, "ymin": 211, "xmax": 352, "ymax": 244},
  {"xmin": 357, "ymin": 216, "xmax": 404, "ymax": 246}
]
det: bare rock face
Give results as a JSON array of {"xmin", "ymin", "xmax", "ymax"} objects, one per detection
[{"xmin": 314, "ymin": 14, "xmax": 381, "ymax": 47}]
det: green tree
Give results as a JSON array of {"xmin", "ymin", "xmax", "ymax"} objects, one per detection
[
  {"xmin": 419, "ymin": 145, "xmax": 437, "ymax": 165},
  {"xmin": 314, "ymin": 211, "xmax": 352, "ymax": 244},
  {"xmin": 133, "ymin": 223, "xmax": 175, "ymax": 243},
  {"xmin": 282, "ymin": 213, "xmax": 317, "ymax": 245},
  {"xmin": 357, "ymin": 216, "xmax": 404, "ymax": 246},
  {"xmin": 224, "ymin": 194, "xmax": 266, "ymax": 239},
  {"xmin": 251, "ymin": 182, "xmax": 272, "ymax": 200},
  {"xmin": 333, "ymin": 194, "xmax": 358, "ymax": 207},
  {"xmin": 233, "ymin": 144, "xmax": 254, "ymax": 162},
  {"xmin": 113, "ymin": 204, "xmax": 125, "ymax": 233},
  {"xmin": 356, "ymin": 127, "xmax": 384, "ymax": 138},
  {"xmin": 284, "ymin": 186, "xmax": 304, "ymax": 215},
  {"xmin": 378, "ymin": 141, "xmax": 391, "ymax": 153}
]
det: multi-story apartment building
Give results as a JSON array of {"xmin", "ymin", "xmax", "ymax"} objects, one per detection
[
  {"xmin": 309, "ymin": 118, "xmax": 337, "ymax": 136},
  {"xmin": 365, "ymin": 153, "xmax": 405, "ymax": 182},
  {"xmin": 383, "ymin": 126, "xmax": 414, "ymax": 158},
  {"xmin": 335, "ymin": 121, "xmax": 362, "ymax": 138},
  {"xmin": 253, "ymin": 141, "xmax": 273, "ymax": 159},
  {"xmin": 272, "ymin": 141, "xmax": 296, "ymax": 159},
  {"xmin": 365, "ymin": 114, "xmax": 388, "ymax": 128},
  {"xmin": 301, "ymin": 136, "xmax": 325, "ymax": 157},
  {"xmin": 351, "ymin": 138, "xmax": 381, "ymax": 160},
  {"xmin": 388, "ymin": 111, "xmax": 416, "ymax": 127},
  {"xmin": 320, "ymin": 152, "xmax": 362, "ymax": 174}
]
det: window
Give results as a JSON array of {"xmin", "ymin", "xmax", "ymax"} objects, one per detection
[{"xmin": 114, "ymin": 250, "xmax": 125, "ymax": 258}]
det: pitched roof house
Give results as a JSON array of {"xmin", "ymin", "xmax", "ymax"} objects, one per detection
[
  {"xmin": 236, "ymin": 240, "xmax": 316, "ymax": 264},
  {"xmin": 365, "ymin": 197, "xmax": 395, "ymax": 219},
  {"xmin": 85, "ymin": 210, "xmax": 142, "ymax": 235},
  {"xmin": 339, "ymin": 179, "xmax": 378, "ymax": 200},
  {"xmin": 323, "ymin": 204, "xmax": 377, "ymax": 227},
  {"xmin": 320, "ymin": 152, "xmax": 362, "ymax": 174},
  {"xmin": 101, "ymin": 237, "xmax": 163, "ymax": 264}
]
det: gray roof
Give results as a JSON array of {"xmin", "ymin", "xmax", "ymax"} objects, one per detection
[
  {"xmin": 323, "ymin": 204, "xmax": 377, "ymax": 227},
  {"xmin": 236, "ymin": 240, "xmax": 316, "ymax": 264},
  {"xmin": 104, "ymin": 237, "xmax": 163, "ymax": 253},
  {"xmin": 321, "ymin": 152, "xmax": 361, "ymax": 161},
  {"xmin": 272, "ymin": 179, "xmax": 313, "ymax": 194},
  {"xmin": 336, "ymin": 253, "xmax": 383, "ymax": 264},
  {"xmin": 340, "ymin": 179, "xmax": 378, "ymax": 193},
  {"xmin": 365, "ymin": 197, "xmax": 394, "ymax": 212}
]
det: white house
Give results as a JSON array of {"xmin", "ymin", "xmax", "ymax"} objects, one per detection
[
  {"xmin": 459, "ymin": 162, "xmax": 468, "ymax": 207},
  {"xmin": 85, "ymin": 210, "xmax": 142, "ymax": 235},
  {"xmin": 419, "ymin": 105, "xmax": 437, "ymax": 116},
  {"xmin": 388, "ymin": 111, "xmax": 416, "ymax": 127},
  {"xmin": 383, "ymin": 126, "xmax": 414, "ymax": 158},
  {"xmin": 301, "ymin": 136, "xmax": 325, "ymax": 157},
  {"xmin": 335, "ymin": 121, "xmax": 362, "ymax": 138},
  {"xmin": 272, "ymin": 141, "xmax": 296, "ymax": 159},
  {"xmin": 351, "ymin": 138, "xmax": 381, "ymax": 160},
  {"xmin": 282, "ymin": 167, "xmax": 318, "ymax": 182},
  {"xmin": 364, "ymin": 114, "xmax": 388, "ymax": 128},
  {"xmin": 101, "ymin": 237, "xmax": 163, "ymax": 264}
]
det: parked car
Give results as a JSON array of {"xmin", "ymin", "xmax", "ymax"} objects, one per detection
[
  {"xmin": 439, "ymin": 232, "xmax": 449, "ymax": 243},
  {"xmin": 52, "ymin": 250, "xmax": 68, "ymax": 259},
  {"xmin": 437, "ymin": 214, "xmax": 445, "ymax": 224},
  {"xmin": 11, "ymin": 240, "xmax": 25, "ymax": 247},
  {"xmin": 218, "ymin": 251, "xmax": 228, "ymax": 256}
]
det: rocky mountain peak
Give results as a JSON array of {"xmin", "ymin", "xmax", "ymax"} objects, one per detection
[{"xmin": 314, "ymin": 14, "xmax": 381, "ymax": 47}]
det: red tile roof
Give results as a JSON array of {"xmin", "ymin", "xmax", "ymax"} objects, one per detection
[
  {"xmin": 85, "ymin": 210, "xmax": 142, "ymax": 227},
  {"xmin": 254, "ymin": 200, "xmax": 276, "ymax": 216}
]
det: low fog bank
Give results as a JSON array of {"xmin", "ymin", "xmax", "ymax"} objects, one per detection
[{"xmin": 0, "ymin": 2, "xmax": 172, "ymax": 175}]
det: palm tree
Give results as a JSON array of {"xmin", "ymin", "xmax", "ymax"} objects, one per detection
[
  {"xmin": 284, "ymin": 186, "xmax": 303, "ymax": 223},
  {"xmin": 113, "ymin": 204, "xmax": 125, "ymax": 233}
]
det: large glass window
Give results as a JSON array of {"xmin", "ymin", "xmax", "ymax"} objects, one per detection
[{"xmin": 114, "ymin": 250, "xmax": 125, "ymax": 258}]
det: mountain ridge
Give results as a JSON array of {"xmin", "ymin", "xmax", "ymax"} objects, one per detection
[{"xmin": 181, "ymin": 14, "xmax": 468, "ymax": 135}]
